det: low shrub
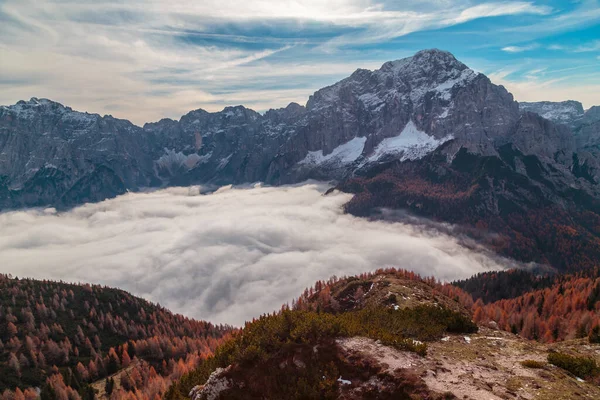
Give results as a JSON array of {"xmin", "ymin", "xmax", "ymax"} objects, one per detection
[
  {"xmin": 521, "ymin": 360, "xmax": 544, "ymax": 369},
  {"xmin": 165, "ymin": 305, "xmax": 477, "ymax": 399},
  {"xmin": 588, "ymin": 325, "xmax": 600, "ymax": 344},
  {"xmin": 548, "ymin": 352, "xmax": 599, "ymax": 378}
]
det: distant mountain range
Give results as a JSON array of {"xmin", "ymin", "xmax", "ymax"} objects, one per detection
[{"xmin": 2, "ymin": 49, "xmax": 600, "ymax": 272}]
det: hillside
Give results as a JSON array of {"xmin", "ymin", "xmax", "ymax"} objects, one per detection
[
  {"xmin": 339, "ymin": 143, "xmax": 600, "ymax": 273},
  {"xmin": 443, "ymin": 267, "xmax": 600, "ymax": 343},
  {"xmin": 464, "ymin": 272, "xmax": 600, "ymax": 343},
  {"xmin": 0, "ymin": 274, "xmax": 232, "ymax": 399},
  {"xmin": 165, "ymin": 269, "xmax": 600, "ymax": 400}
]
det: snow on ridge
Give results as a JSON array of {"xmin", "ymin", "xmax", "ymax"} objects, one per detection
[
  {"xmin": 368, "ymin": 120, "xmax": 452, "ymax": 163},
  {"xmin": 156, "ymin": 149, "xmax": 202, "ymax": 173},
  {"xmin": 217, "ymin": 154, "xmax": 232, "ymax": 169},
  {"xmin": 223, "ymin": 107, "xmax": 246, "ymax": 119},
  {"xmin": 438, "ymin": 107, "xmax": 450, "ymax": 119},
  {"xmin": 299, "ymin": 136, "xmax": 367, "ymax": 167},
  {"xmin": 434, "ymin": 69, "xmax": 479, "ymax": 100},
  {"xmin": 409, "ymin": 68, "xmax": 479, "ymax": 104},
  {"xmin": 519, "ymin": 102, "xmax": 584, "ymax": 123},
  {"xmin": 60, "ymin": 111, "xmax": 97, "ymax": 127},
  {"xmin": 2, "ymin": 98, "xmax": 98, "ymax": 127}
]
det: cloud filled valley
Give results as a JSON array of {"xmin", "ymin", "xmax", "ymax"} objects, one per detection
[{"xmin": 0, "ymin": 183, "xmax": 514, "ymax": 326}]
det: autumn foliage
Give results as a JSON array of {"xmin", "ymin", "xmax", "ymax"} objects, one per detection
[
  {"xmin": 0, "ymin": 274, "xmax": 232, "ymax": 399},
  {"xmin": 437, "ymin": 268, "xmax": 600, "ymax": 343},
  {"xmin": 290, "ymin": 266, "xmax": 600, "ymax": 345}
]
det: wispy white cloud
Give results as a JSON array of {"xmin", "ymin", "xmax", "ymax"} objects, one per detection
[
  {"xmin": 574, "ymin": 40, "xmax": 600, "ymax": 52},
  {"xmin": 501, "ymin": 43, "xmax": 539, "ymax": 52},
  {"xmin": 452, "ymin": 2, "xmax": 550, "ymax": 24},
  {"xmin": 0, "ymin": 184, "xmax": 513, "ymax": 325},
  {"xmin": 505, "ymin": 0, "xmax": 600, "ymax": 36},
  {"xmin": 318, "ymin": 1, "xmax": 550, "ymax": 46},
  {"xmin": 544, "ymin": 40, "xmax": 600, "ymax": 53},
  {"xmin": 488, "ymin": 69, "xmax": 600, "ymax": 108},
  {"xmin": 0, "ymin": 0, "xmax": 561, "ymax": 123}
]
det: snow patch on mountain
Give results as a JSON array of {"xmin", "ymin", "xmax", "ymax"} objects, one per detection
[
  {"xmin": 156, "ymin": 149, "xmax": 202, "ymax": 174},
  {"xmin": 368, "ymin": 121, "xmax": 452, "ymax": 163},
  {"xmin": 434, "ymin": 69, "xmax": 479, "ymax": 101},
  {"xmin": 2, "ymin": 98, "xmax": 98, "ymax": 125},
  {"xmin": 519, "ymin": 101, "xmax": 584, "ymax": 125},
  {"xmin": 299, "ymin": 136, "xmax": 367, "ymax": 167},
  {"xmin": 224, "ymin": 109, "xmax": 244, "ymax": 118},
  {"xmin": 438, "ymin": 107, "xmax": 450, "ymax": 119},
  {"xmin": 409, "ymin": 68, "xmax": 479, "ymax": 104},
  {"xmin": 217, "ymin": 154, "xmax": 233, "ymax": 169}
]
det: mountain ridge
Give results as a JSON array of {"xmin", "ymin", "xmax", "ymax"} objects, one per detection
[{"xmin": 3, "ymin": 48, "xmax": 594, "ymax": 211}]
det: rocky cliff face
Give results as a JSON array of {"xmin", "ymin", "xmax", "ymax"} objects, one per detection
[
  {"xmin": 518, "ymin": 102, "xmax": 600, "ymax": 183},
  {"xmin": 0, "ymin": 98, "xmax": 157, "ymax": 208},
  {"xmin": 519, "ymin": 100, "xmax": 585, "ymax": 128},
  {"xmin": 0, "ymin": 49, "xmax": 597, "ymax": 212}
]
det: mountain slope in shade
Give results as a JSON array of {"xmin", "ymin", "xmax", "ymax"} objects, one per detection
[
  {"xmin": 517, "ymin": 102, "xmax": 600, "ymax": 183},
  {"xmin": 339, "ymin": 139, "xmax": 600, "ymax": 273}
]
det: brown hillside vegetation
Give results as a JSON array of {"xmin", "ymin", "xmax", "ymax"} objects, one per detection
[
  {"xmin": 166, "ymin": 269, "xmax": 600, "ymax": 400},
  {"xmin": 0, "ymin": 274, "xmax": 232, "ymax": 400},
  {"xmin": 339, "ymin": 148, "xmax": 600, "ymax": 274},
  {"xmin": 452, "ymin": 273, "xmax": 600, "ymax": 343}
]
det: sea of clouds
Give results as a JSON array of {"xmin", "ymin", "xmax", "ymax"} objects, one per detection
[{"xmin": 0, "ymin": 183, "xmax": 512, "ymax": 325}]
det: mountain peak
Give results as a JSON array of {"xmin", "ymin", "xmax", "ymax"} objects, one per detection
[
  {"xmin": 1, "ymin": 97, "xmax": 100, "ymax": 123},
  {"xmin": 381, "ymin": 48, "xmax": 467, "ymax": 74},
  {"xmin": 307, "ymin": 49, "xmax": 477, "ymax": 114},
  {"xmin": 413, "ymin": 48, "xmax": 458, "ymax": 61}
]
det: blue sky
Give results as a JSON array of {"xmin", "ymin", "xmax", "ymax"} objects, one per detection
[{"xmin": 0, "ymin": 0, "xmax": 598, "ymax": 124}]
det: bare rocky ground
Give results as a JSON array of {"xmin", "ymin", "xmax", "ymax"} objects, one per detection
[
  {"xmin": 333, "ymin": 273, "xmax": 600, "ymax": 399},
  {"xmin": 190, "ymin": 273, "xmax": 600, "ymax": 399},
  {"xmin": 337, "ymin": 327, "xmax": 600, "ymax": 399}
]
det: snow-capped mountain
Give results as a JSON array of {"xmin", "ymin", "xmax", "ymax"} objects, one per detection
[{"xmin": 0, "ymin": 49, "xmax": 597, "ymax": 211}]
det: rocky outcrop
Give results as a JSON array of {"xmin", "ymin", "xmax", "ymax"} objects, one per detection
[
  {"xmin": 519, "ymin": 100, "xmax": 585, "ymax": 128},
  {"xmin": 189, "ymin": 367, "xmax": 234, "ymax": 400}
]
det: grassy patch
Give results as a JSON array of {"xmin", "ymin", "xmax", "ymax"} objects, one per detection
[
  {"xmin": 548, "ymin": 352, "xmax": 599, "ymax": 379},
  {"xmin": 521, "ymin": 360, "xmax": 545, "ymax": 369}
]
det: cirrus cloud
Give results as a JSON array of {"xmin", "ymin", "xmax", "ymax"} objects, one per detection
[{"xmin": 0, "ymin": 0, "xmax": 560, "ymax": 124}]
